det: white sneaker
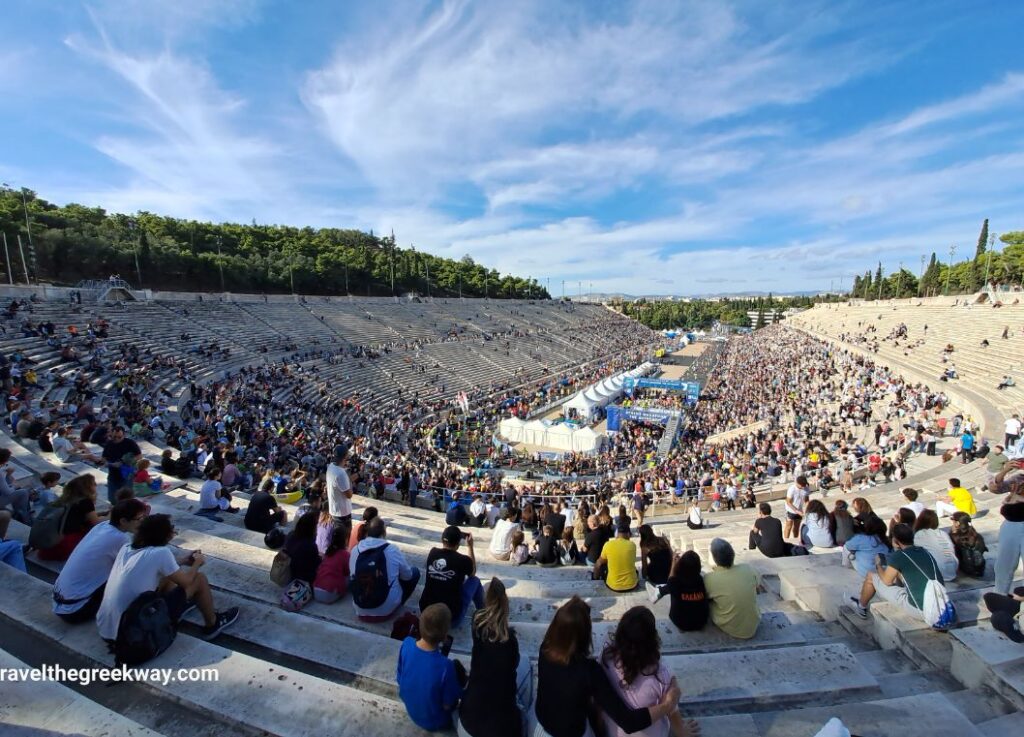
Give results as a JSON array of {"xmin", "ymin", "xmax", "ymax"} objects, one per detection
[{"xmin": 646, "ymin": 581, "xmax": 661, "ymax": 603}]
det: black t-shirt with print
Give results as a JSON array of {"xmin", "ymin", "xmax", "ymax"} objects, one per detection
[
  {"xmin": 419, "ymin": 547, "xmax": 473, "ymax": 618},
  {"xmin": 667, "ymin": 575, "xmax": 709, "ymax": 631}
]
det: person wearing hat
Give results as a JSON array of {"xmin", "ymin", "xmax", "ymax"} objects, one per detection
[
  {"xmin": 326, "ymin": 445, "xmax": 353, "ymax": 545},
  {"xmin": 419, "ymin": 525, "xmax": 483, "ymax": 628},
  {"xmin": 593, "ymin": 520, "xmax": 639, "ymax": 592}
]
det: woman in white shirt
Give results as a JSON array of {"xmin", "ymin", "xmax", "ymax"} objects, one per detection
[
  {"xmin": 686, "ymin": 500, "xmax": 703, "ymax": 530},
  {"xmin": 912, "ymin": 509, "xmax": 958, "ymax": 581},
  {"xmin": 800, "ymin": 500, "xmax": 835, "ymax": 549}
]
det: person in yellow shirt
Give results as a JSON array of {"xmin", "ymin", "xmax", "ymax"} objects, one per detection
[
  {"xmin": 594, "ymin": 521, "xmax": 638, "ymax": 592},
  {"xmin": 936, "ymin": 477, "xmax": 977, "ymax": 518}
]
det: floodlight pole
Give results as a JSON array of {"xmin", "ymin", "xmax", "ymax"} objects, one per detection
[
  {"xmin": 16, "ymin": 235, "xmax": 30, "ymax": 285},
  {"xmin": 945, "ymin": 245, "xmax": 956, "ymax": 295}
]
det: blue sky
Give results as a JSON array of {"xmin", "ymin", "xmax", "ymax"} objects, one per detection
[{"xmin": 2, "ymin": 0, "xmax": 1023, "ymax": 295}]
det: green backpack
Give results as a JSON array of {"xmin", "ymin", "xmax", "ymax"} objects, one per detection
[{"xmin": 29, "ymin": 503, "xmax": 70, "ymax": 549}]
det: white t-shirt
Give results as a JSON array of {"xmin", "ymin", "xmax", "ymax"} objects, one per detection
[
  {"xmin": 469, "ymin": 499, "xmax": 486, "ymax": 518},
  {"xmin": 901, "ymin": 501, "xmax": 925, "ymax": 518},
  {"xmin": 96, "ymin": 546, "xmax": 180, "ymax": 640},
  {"xmin": 53, "ymin": 522, "xmax": 130, "ymax": 615},
  {"xmin": 485, "ymin": 504, "xmax": 501, "ymax": 528},
  {"xmin": 489, "ymin": 519, "xmax": 517, "ymax": 556},
  {"xmin": 1006, "ymin": 418, "xmax": 1022, "ymax": 437},
  {"xmin": 52, "ymin": 435, "xmax": 75, "ymax": 462},
  {"xmin": 803, "ymin": 512, "xmax": 834, "ymax": 548},
  {"xmin": 785, "ymin": 485, "xmax": 808, "ymax": 516},
  {"xmin": 326, "ymin": 463, "xmax": 352, "ymax": 518},
  {"xmin": 199, "ymin": 479, "xmax": 224, "ymax": 510},
  {"xmin": 913, "ymin": 529, "xmax": 958, "ymax": 581},
  {"xmin": 348, "ymin": 537, "xmax": 413, "ymax": 618}
]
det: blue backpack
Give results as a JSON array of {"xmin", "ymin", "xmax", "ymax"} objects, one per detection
[{"xmin": 352, "ymin": 543, "xmax": 391, "ymax": 610}]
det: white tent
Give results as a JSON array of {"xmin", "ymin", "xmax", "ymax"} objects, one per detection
[
  {"xmin": 522, "ymin": 419, "xmax": 549, "ymax": 446},
  {"xmin": 583, "ymin": 386, "xmax": 609, "ymax": 407},
  {"xmin": 571, "ymin": 426, "xmax": 606, "ymax": 453},
  {"xmin": 562, "ymin": 390, "xmax": 599, "ymax": 417},
  {"xmin": 544, "ymin": 423, "xmax": 576, "ymax": 451},
  {"xmin": 499, "ymin": 417, "xmax": 526, "ymax": 443}
]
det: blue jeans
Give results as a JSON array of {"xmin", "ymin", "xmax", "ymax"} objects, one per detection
[
  {"xmin": 106, "ymin": 469, "xmax": 125, "ymax": 503},
  {"xmin": 995, "ymin": 520, "xmax": 1024, "ymax": 595},
  {"xmin": 453, "ymin": 575, "xmax": 485, "ymax": 628},
  {"xmin": 0, "ymin": 539, "xmax": 26, "ymax": 572}
]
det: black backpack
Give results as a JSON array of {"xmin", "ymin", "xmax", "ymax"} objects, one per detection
[
  {"xmin": 114, "ymin": 591, "xmax": 177, "ymax": 666},
  {"xmin": 352, "ymin": 543, "xmax": 390, "ymax": 610},
  {"xmin": 955, "ymin": 541, "xmax": 986, "ymax": 577}
]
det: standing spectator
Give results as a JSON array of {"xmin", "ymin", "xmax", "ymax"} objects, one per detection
[
  {"xmin": 1005, "ymin": 414, "xmax": 1022, "ymax": 450},
  {"xmin": 960, "ymin": 430, "xmax": 976, "ymax": 463},
  {"xmin": 600, "ymin": 606, "xmax": 698, "ymax": 737},
  {"xmin": 326, "ymin": 446, "xmax": 353, "ymax": 547},
  {"xmin": 748, "ymin": 503, "xmax": 791, "ymax": 558},
  {"xmin": 456, "ymin": 578, "xmax": 532, "ymax": 737},
  {"xmin": 420, "ymin": 526, "xmax": 484, "ymax": 627},
  {"xmin": 994, "ymin": 479, "xmax": 1024, "ymax": 595},
  {"xmin": 96, "ymin": 514, "xmax": 238, "ymax": 642},
  {"xmin": 349, "ymin": 517, "xmax": 420, "ymax": 622},
  {"xmin": 784, "ymin": 475, "xmax": 810, "ymax": 541},
  {"xmin": 704, "ymin": 538, "xmax": 762, "ymax": 639},
  {"xmin": 396, "ymin": 603, "xmax": 465, "ymax": 732},
  {"xmin": 51, "ymin": 498, "xmax": 148, "ymax": 623},
  {"xmin": 101, "ymin": 425, "xmax": 141, "ymax": 503},
  {"xmin": 534, "ymin": 596, "xmax": 680, "ymax": 737}
]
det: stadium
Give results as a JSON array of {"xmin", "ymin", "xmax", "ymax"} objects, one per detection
[{"xmin": 2, "ymin": 4, "xmax": 1024, "ymax": 737}]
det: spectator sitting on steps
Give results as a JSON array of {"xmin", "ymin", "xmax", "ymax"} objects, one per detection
[{"xmin": 749, "ymin": 502, "xmax": 792, "ymax": 558}]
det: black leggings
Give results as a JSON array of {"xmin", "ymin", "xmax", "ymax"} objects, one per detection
[{"xmin": 983, "ymin": 588, "xmax": 1024, "ymax": 642}]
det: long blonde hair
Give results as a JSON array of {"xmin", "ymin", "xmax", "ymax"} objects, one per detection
[{"xmin": 473, "ymin": 577, "xmax": 511, "ymax": 644}]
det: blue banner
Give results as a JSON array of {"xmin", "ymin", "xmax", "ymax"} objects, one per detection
[
  {"xmin": 623, "ymin": 376, "xmax": 700, "ymax": 398},
  {"xmin": 607, "ymin": 405, "xmax": 677, "ymax": 431}
]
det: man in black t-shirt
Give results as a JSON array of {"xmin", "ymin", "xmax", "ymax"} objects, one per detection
[
  {"xmin": 533, "ymin": 524, "xmax": 561, "ymax": 567},
  {"xmin": 244, "ymin": 487, "xmax": 287, "ymax": 534},
  {"xmin": 419, "ymin": 526, "xmax": 483, "ymax": 627},
  {"xmin": 748, "ymin": 503, "xmax": 792, "ymax": 558},
  {"xmin": 101, "ymin": 426, "xmax": 141, "ymax": 503},
  {"xmin": 582, "ymin": 514, "xmax": 611, "ymax": 567}
]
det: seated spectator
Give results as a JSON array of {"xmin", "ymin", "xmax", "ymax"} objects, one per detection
[
  {"xmin": 581, "ymin": 513, "xmax": 611, "ymax": 569},
  {"xmin": 31, "ymin": 471, "xmax": 62, "ymax": 514},
  {"xmin": 850, "ymin": 523, "xmax": 947, "ymax": 626},
  {"xmin": 658, "ymin": 551, "xmax": 709, "ymax": 632},
  {"xmin": 396, "ymin": 603, "xmax": 466, "ymax": 732},
  {"xmin": 842, "ymin": 516, "xmax": 891, "ymax": 579},
  {"xmin": 851, "ymin": 497, "xmax": 882, "ymax": 535},
  {"xmin": 446, "ymin": 493, "xmax": 469, "ymax": 527},
  {"xmin": 456, "ymin": 578, "xmax": 533, "ymax": 737},
  {"xmin": 535, "ymin": 596, "xmax": 680, "ymax": 737},
  {"xmin": 420, "ymin": 526, "xmax": 484, "ymax": 627},
  {"xmin": 705, "ymin": 538, "xmax": 761, "ymax": 639},
  {"xmin": 533, "ymin": 524, "xmax": 561, "ymax": 567},
  {"xmin": 0, "ymin": 448, "xmax": 31, "ymax": 524},
  {"xmin": 315, "ymin": 508, "xmax": 334, "ymax": 556},
  {"xmin": 488, "ymin": 507, "xmax": 518, "ymax": 561},
  {"xmin": 800, "ymin": 499, "xmax": 835, "ymax": 549},
  {"xmin": 936, "ymin": 477, "xmax": 976, "ymax": 518},
  {"xmin": 96, "ymin": 513, "xmax": 239, "ymax": 643},
  {"xmin": 468, "ymin": 494, "xmax": 487, "ymax": 526},
  {"xmin": 639, "ymin": 524, "xmax": 673, "ymax": 589},
  {"xmin": 983, "ymin": 587, "xmax": 1024, "ymax": 643},
  {"xmin": 36, "ymin": 474, "xmax": 108, "ymax": 562},
  {"xmin": 600, "ymin": 606, "xmax": 698, "ymax": 737},
  {"xmin": 594, "ymin": 520, "xmax": 639, "ymax": 592},
  {"xmin": 900, "ymin": 488, "xmax": 925, "ymax": 518},
  {"xmin": 509, "ymin": 529, "xmax": 532, "ymax": 566},
  {"xmin": 196, "ymin": 466, "xmax": 237, "ymax": 521},
  {"xmin": 244, "ymin": 482, "xmax": 288, "ymax": 534},
  {"xmin": 949, "ymin": 512, "xmax": 988, "ymax": 578},
  {"xmin": 51, "ymin": 426, "xmax": 102, "ymax": 464},
  {"xmin": 348, "ymin": 506, "xmax": 378, "ymax": 551},
  {"xmin": 132, "ymin": 458, "xmax": 163, "ymax": 496},
  {"xmin": 748, "ymin": 503, "xmax": 792, "ymax": 558},
  {"xmin": 888, "ymin": 508, "xmax": 917, "ymax": 543},
  {"xmin": 284, "ymin": 511, "xmax": 321, "ymax": 585},
  {"xmin": 52, "ymin": 498, "xmax": 148, "ymax": 623},
  {"xmin": 830, "ymin": 500, "xmax": 854, "ymax": 547},
  {"xmin": 544, "ymin": 502, "xmax": 567, "ymax": 540},
  {"xmin": 913, "ymin": 509, "xmax": 958, "ymax": 582},
  {"xmin": 349, "ymin": 517, "xmax": 420, "ymax": 622},
  {"xmin": 313, "ymin": 525, "xmax": 350, "ymax": 603},
  {"xmin": 559, "ymin": 526, "xmax": 581, "ymax": 566},
  {"xmin": 686, "ymin": 499, "xmax": 704, "ymax": 530},
  {"xmin": 0, "ymin": 510, "xmax": 27, "ymax": 572}
]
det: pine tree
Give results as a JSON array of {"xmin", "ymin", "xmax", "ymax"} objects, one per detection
[
  {"xmin": 861, "ymin": 270, "xmax": 872, "ymax": 299},
  {"xmin": 755, "ymin": 305, "xmax": 766, "ymax": 329},
  {"xmin": 874, "ymin": 263, "xmax": 883, "ymax": 299},
  {"xmin": 976, "ymin": 219, "xmax": 989, "ymax": 260},
  {"xmin": 851, "ymin": 274, "xmax": 862, "ymax": 297}
]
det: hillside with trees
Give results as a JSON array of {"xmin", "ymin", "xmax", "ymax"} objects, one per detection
[
  {"xmin": 0, "ymin": 186, "xmax": 549, "ymax": 298},
  {"xmin": 850, "ymin": 221, "xmax": 1024, "ymax": 300}
]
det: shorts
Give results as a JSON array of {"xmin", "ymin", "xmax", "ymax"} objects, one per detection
[
  {"xmin": 872, "ymin": 577, "xmax": 920, "ymax": 615},
  {"xmin": 786, "ymin": 512, "xmax": 803, "ymax": 522},
  {"xmin": 162, "ymin": 585, "xmax": 192, "ymax": 623}
]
